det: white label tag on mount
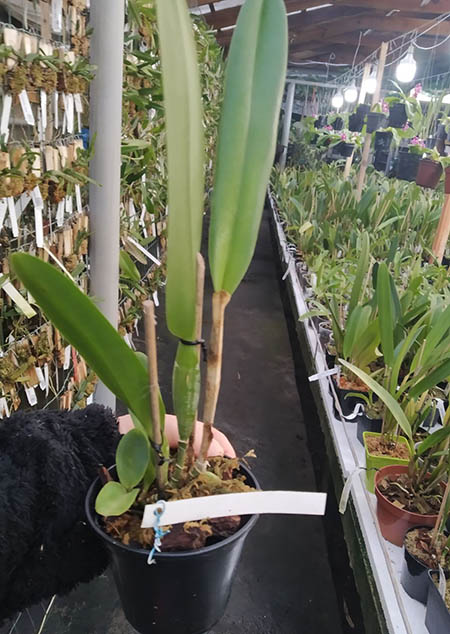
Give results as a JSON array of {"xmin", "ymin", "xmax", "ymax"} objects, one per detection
[
  {"xmin": 63, "ymin": 345, "xmax": 71, "ymax": 370},
  {"xmin": 2, "ymin": 281, "xmax": 36, "ymax": 318},
  {"xmin": 31, "ymin": 186, "xmax": 44, "ymax": 210},
  {"xmin": 339, "ymin": 467, "xmax": 364, "ymax": 514},
  {"xmin": 152, "ymin": 291, "xmax": 159, "ymax": 307},
  {"xmin": 141, "ymin": 491, "xmax": 327, "ymax": 528},
  {"xmin": 19, "ymin": 90, "xmax": 35, "ymax": 126},
  {"xmin": 36, "ymin": 366, "xmax": 46, "ymax": 391},
  {"xmin": 40, "ymin": 90, "xmax": 47, "ymax": 131},
  {"xmin": 308, "ymin": 367, "xmax": 339, "ymax": 382},
  {"xmin": 52, "ymin": 0, "xmax": 63, "ymax": 33},
  {"xmin": 65, "ymin": 94, "xmax": 74, "ymax": 134},
  {"xmin": 0, "ymin": 199, "xmax": 7, "ymax": 230},
  {"xmin": 75, "ymin": 185, "xmax": 82, "ymax": 213},
  {"xmin": 0, "ymin": 397, "xmax": 9, "ymax": 419},
  {"xmin": 25, "ymin": 386, "xmax": 38, "ymax": 406},
  {"xmin": 16, "ymin": 193, "xmax": 31, "ymax": 220},
  {"xmin": 0, "ymin": 94, "xmax": 12, "ymax": 136},
  {"xmin": 7, "ymin": 197, "xmax": 19, "ymax": 236},
  {"xmin": 44, "ymin": 363, "xmax": 49, "ymax": 396},
  {"xmin": 129, "ymin": 199, "xmax": 136, "ymax": 219},
  {"xmin": 127, "ymin": 236, "xmax": 161, "ymax": 266},
  {"xmin": 32, "ymin": 187, "xmax": 44, "ymax": 248},
  {"xmin": 65, "ymin": 195, "xmax": 73, "ymax": 216},
  {"xmin": 74, "ymin": 93, "xmax": 83, "ymax": 113},
  {"xmin": 87, "ymin": 394, "xmax": 93, "ymax": 405},
  {"xmin": 54, "ymin": 92, "xmax": 59, "ymax": 129},
  {"xmin": 56, "ymin": 200, "xmax": 65, "ymax": 226}
]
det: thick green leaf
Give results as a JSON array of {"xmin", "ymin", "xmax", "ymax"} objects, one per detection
[
  {"xmin": 377, "ymin": 262, "xmax": 395, "ymax": 367},
  {"xmin": 119, "ymin": 250, "xmax": 141, "ymax": 283},
  {"xmin": 10, "ymin": 253, "xmax": 152, "ymax": 434},
  {"xmin": 339, "ymin": 360, "xmax": 412, "ymax": 441},
  {"xmin": 95, "ymin": 481, "xmax": 139, "ymax": 517},
  {"xmin": 343, "ymin": 305, "xmax": 370, "ymax": 361},
  {"xmin": 209, "ymin": 0, "xmax": 288, "ymax": 295},
  {"xmin": 172, "ymin": 342, "xmax": 201, "ymax": 442},
  {"xmin": 156, "ymin": 0, "xmax": 204, "ymax": 340},
  {"xmin": 116, "ymin": 429, "xmax": 150, "ymax": 490},
  {"xmin": 409, "ymin": 358, "xmax": 450, "ymax": 400},
  {"xmin": 348, "ymin": 232, "xmax": 369, "ymax": 316},
  {"xmin": 417, "ymin": 425, "xmax": 450, "ymax": 457}
]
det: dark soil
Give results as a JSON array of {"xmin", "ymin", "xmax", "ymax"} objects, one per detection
[
  {"xmin": 378, "ymin": 473, "xmax": 442, "ymax": 514},
  {"xmin": 405, "ymin": 527, "xmax": 450, "ymax": 569},
  {"xmin": 366, "ymin": 435, "xmax": 410, "ymax": 459}
]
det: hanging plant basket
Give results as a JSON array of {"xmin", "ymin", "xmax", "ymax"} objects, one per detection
[
  {"xmin": 388, "ymin": 103, "xmax": 407, "ymax": 128},
  {"xmin": 85, "ymin": 465, "xmax": 260, "ymax": 634},
  {"xmin": 348, "ymin": 113, "xmax": 363, "ymax": 133},
  {"xmin": 374, "ymin": 464, "xmax": 440, "ymax": 547},
  {"xmin": 333, "ymin": 117, "xmax": 343, "ymax": 131},
  {"xmin": 374, "ymin": 131, "xmax": 392, "ymax": 151},
  {"xmin": 366, "ymin": 113, "xmax": 387, "ymax": 134},
  {"xmin": 416, "ymin": 158, "xmax": 443, "ymax": 190},
  {"xmin": 425, "ymin": 570, "xmax": 450, "ymax": 634},
  {"xmin": 395, "ymin": 149, "xmax": 420, "ymax": 182},
  {"xmin": 336, "ymin": 141, "xmax": 355, "ymax": 158},
  {"xmin": 356, "ymin": 104, "xmax": 370, "ymax": 118}
]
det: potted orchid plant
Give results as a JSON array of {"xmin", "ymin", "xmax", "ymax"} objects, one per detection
[{"xmin": 9, "ymin": 1, "xmax": 288, "ymax": 633}]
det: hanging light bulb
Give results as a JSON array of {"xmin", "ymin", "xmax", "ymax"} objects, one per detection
[
  {"xmin": 344, "ymin": 82, "xmax": 358, "ymax": 103},
  {"xmin": 364, "ymin": 66, "xmax": 377, "ymax": 95},
  {"xmin": 396, "ymin": 45, "xmax": 417, "ymax": 83},
  {"xmin": 331, "ymin": 91, "xmax": 344, "ymax": 109},
  {"xmin": 443, "ymin": 93, "xmax": 450, "ymax": 105}
]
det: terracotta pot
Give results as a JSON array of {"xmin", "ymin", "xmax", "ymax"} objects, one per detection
[
  {"xmin": 416, "ymin": 158, "xmax": 443, "ymax": 190},
  {"xmin": 364, "ymin": 432, "xmax": 411, "ymax": 493},
  {"xmin": 375, "ymin": 465, "xmax": 439, "ymax": 547},
  {"xmin": 445, "ymin": 167, "xmax": 450, "ymax": 195}
]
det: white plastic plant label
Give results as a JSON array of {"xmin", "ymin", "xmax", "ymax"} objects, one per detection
[
  {"xmin": 129, "ymin": 199, "xmax": 137, "ymax": 219},
  {"xmin": 127, "ymin": 236, "xmax": 161, "ymax": 266},
  {"xmin": 52, "ymin": 0, "xmax": 63, "ymax": 33},
  {"xmin": 54, "ymin": 92, "xmax": 59, "ymax": 129},
  {"xmin": 56, "ymin": 200, "xmax": 65, "ymax": 227},
  {"xmin": 33, "ymin": 200, "xmax": 44, "ymax": 248},
  {"xmin": 65, "ymin": 195, "xmax": 73, "ymax": 216},
  {"xmin": 152, "ymin": 291, "xmax": 159, "ymax": 307},
  {"xmin": 40, "ymin": 90, "xmax": 47, "ymax": 131},
  {"xmin": 0, "ymin": 95, "xmax": 12, "ymax": 136},
  {"xmin": 24, "ymin": 386, "xmax": 38, "ymax": 406},
  {"xmin": 16, "ymin": 193, "xmax": 31, "ymax": 220},
  {"xmin": 75, "ymin": 185, "xmax": 82, "ymax": 213},
  {"xmin": 141, "ymin": 491, "xmax": 327, "ymax": 529},
  {"xmin": 63, "ymin": 345, "xmax": 71, "ymax": 370},
  {"xmin": 1, "ymin": 280, "xmax": 36, "ymax": 318},
  {"xmin": 19, "ymin": 90, "xmax": 35, "ymax": 126},
  {"xmin": 7, "ymin": 197, "xmax": 19, "ymax": 237},
  {"xmin": 44, "ymin": 363, "xmax": 49, "ymax": 396},
  {"xmin": 0, "ymin": 199, "xmax": 7, "ymax": 230},
  {"xmin": 74, "ymin": 93, "xmax": 83, "ymax": 113},
  {"xmin": 0, "ymin": 397, "xmax": 10, "ymax": 419},
  {"xmin": 65, "ymin": 94, "xmax": 74, "ymax": 134},
  {"xmin": 36, "ymin": 366, "xmax": 46, "ymax": 391}
]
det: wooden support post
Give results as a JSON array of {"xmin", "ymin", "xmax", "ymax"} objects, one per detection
[
  {"xmin": 431, "ymin": 194, "xmax": 450, "ymax": 264},
  {"xmin": 342, "ymin": 63, "xmax": 370, "ymax": 181},
  {"xmin": 355, "ymin": 42, "xmax": 388, "ymax": 201}
]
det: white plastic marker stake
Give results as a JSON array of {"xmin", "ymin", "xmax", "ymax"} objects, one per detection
[
  {"xmin": 75, "ymin": 185, "xmax": 82, "ymax": 213},
  {"xmin": 52, "ymin": 0, "xmax": 63, "ymax": 33},
  {"xmin": 65, "ymin": 93, "xmax": 74, "ymax": 134},
  {"xmin": 1, "ymin": 280, "xmax": 36, "ymax": 318},
  {"xmin": 0, "ymin": 94, "xmax": 12, "ymax": 137},
  {"xmin": 25, "ymin": 386, "xmax": 38, "ymax": 406},
  {"xmin": 19, "ymin": 90, "xmax": 35, "ymax": 126},
  {"xmin": 74, "ymin": 93, "xmax": 83, "ymax": 132},
  {"xmin": 129, "ymin": 198, "xmax": 137, "ymax": 220},
  {"xmin": 32, "ymin": 186, "xmax": 44, "ymax": 248},
  {"xmin": 40, "ymin": 90, "xmax": 47, "ymax": 132},
  {"xmin": 339, "ymin": 467, "xmax": 365, "ymax": 514},
  {"xmin": 0, "ymin": 398, "xmax": 10, "ymax": 419},
  {"xmin": 152, "ymin": 291, "xmax": 159, "ymax": 307},
  {"xmin": 16, "ymin": 192, "xmax": 31, "ymax": 219},
  {"xmin": 54, "ymin": 92, "xmax": 59, "ymax": 129},
  {"xmin": 308, "ymin": 367, "xmax": 339, "ymax": 382},
  {"xmin": 0, "ymin": 199, "xmax": 7, "ymax": 230},
  {"xmin": 141, "ymin": 491, "xmax": 327, "ymax": 529},
  {"xmin": 44, "ymin": 363, "xmax": 49, "ymax": 397},
  {"xmin": 36, "ymin": 366, "xmax": 46, "ymax": 391},
  {"xmin": 64, "ymin": 345, "xmax": 71, "ymax": 370},
  {"xmin": 127, "ymin": 236, "xmax": 161, "ymax": 266},
  {"xmin": 7, "ymin": 197, "xmax": 18, "ymax": 237},
  {"xmin": 56, "ymin": 200, "xmax": 65, "ymax": 226},
  {"xmin": 65, "ymin": 195, "xmax": 73, "ymax": 216}
]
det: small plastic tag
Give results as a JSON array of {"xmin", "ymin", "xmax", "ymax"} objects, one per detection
[
  {"xmin": 40, "ymin": 90, "xmax": 47, "ymax": 131},
  {"xmin": 34, "ymin": 203, "xmax": 44, "ymax": 248},
  {"xmin": 1, "ymin": 281, "xmax": 36, "ymax": 318},
  {"xmin": 152, "ymin": 291, "xmax": 159, "ymax": 307},
  {"xmin": 16, "ymin": 192, "xmax": 31, "ymax": 219},
  {"xmin": 75, "ymin": 185, "xmax": 82, "ymax": 213},
  {"xmin": 74, "ymin": 93, "xmax": 83, "ymax": 113},
  {"xmin": 339, "ymin": 468, "xmax": 364, "ymax": 514},
  {"xmin": 0, "ymin": 198, "xmax": 7, "ymax": 230},
  {"xmin": 65, "ymin": 195, "xmax": 73, "ymax": 216},
  {"xmin": 127, "ymin": 236, "xmax": 161, "ymax": 266},
  {"xmin": 24, "ymin": 386, "xmax": 38, "ymax": 406},
  {"xmin": 64, "ymin": 345, "xmax": 71, "ymax": 370},
  {"xmin": 52, "ymin": 0, "xmax": 63, "ymax": 33},
  {"xmin": 65, "ymin": 94, "xmax": 74, "ymax": 134},
  {"xmin": 0, "ymin": 95, "xmax": 12, "ymax": 136},
  {"xmin": 309, "ymin": 367, "xmax": 339, "ymax": 383},
  {"xmin": 36, "ymin": 366, "xmax": 46, "ymax": 391},
  {"xmin": 56, "ymin": 200, "xmax": 65, "ymax": 227},
  {"xmin": 7, "ymin": 197, "xmax": 19, "ymax": 237},
  {"xmin": 44, "ymin": 363, "xmax": 49, "ymax": 396},
  {"xmin": 54, "ymin": 92, "xmax": 59, "ymax": 129},
  {"xmin": 0, "ymin": 397, "xmax": 10, "ymax": 419},
  {"xmin": 19, "ymin": 90, "xmax": 35, "ymax": 126}
]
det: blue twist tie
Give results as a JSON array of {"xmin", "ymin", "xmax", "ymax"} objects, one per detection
[{"xmin": 147, "ymin": 501, "xmax": 171, "ymax": 566}]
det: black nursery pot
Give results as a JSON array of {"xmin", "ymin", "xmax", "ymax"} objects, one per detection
[
  {"xmin": 85, "ymin": 465, "xmax": 259, "ymax": 634},
  {"xmin": 401, "ymin": 526, "xmax": 440, "ymax": 604},
  {"xmin": 425, "ymin": 570, "xmax": 450, "ymax": 634},
  {"xmin": 374, "ymin": 131, "xmax": 392, "ymax": 151},
  {"xmin": 366, "ymin": 113, "xmax": 387, "ymax": 134},
  {"xmin": 396, "ymin": 150, "xmax": 420, "ymax": 182},
  {"xmin": 336, "ymin": 142, "xmax": 355, "ymax": 158},
  {"xmin": 356, "ymin": 414, "xmax": 382, "ymax": 446},
  {"xmin": 356, "ymin": 104, "xmax": 370, "ymax": 118},
  {"xmin": 333, "ymin": 117, "xmax": 343, "ymax": 131},
  {"xmin": 348, "ymin": 113, "xmax": 363, "ymax": 132},
  {"xmin": 388, "ymin": 103, "xmax": 407, "ymax": 128},
  {"xmin": 333, "ymin": 381, "xmax": 367, "ymax": 418}
]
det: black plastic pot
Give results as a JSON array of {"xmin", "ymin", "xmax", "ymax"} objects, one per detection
[
  {"xmin": 348, "ymin": 113, "xmax": 363, "ymax": 133},
  {"xmin": 401, "ymin": 526, "xmax": 439, "ymax": 604},
  {"xmin": 85, "ymin": 465, "xmax": 259, "ymax": 634},
  {"xmin": 356, "ymin": 414, "xmax": 382, "ymax": 446},
  {"xmin": 396, "ymin": 150, "xmax": 420, "ymax": 182},
  {"xmin": 388, "ymin": 103, "xmax": 407, "ymax": 128},
  {"xmin": 366, "ymin": 113, "xmax": 387, "ymax": 133},
  {"xmin": 374, "ymin": 131, "xmax": 392, "ymax": 151},
  {"xmin": 325, "ymin": 349, "xmax": 336, "ymax": 370},
  {"xmin": 437, "ymin": 124, "xmax": 447, "ymax": 140},
  {"xmin": 357, "ymin": 104, "xmax": 370, "ymax": 118},
  {"xmin": 314, "ymin": 115, "xmax": 328, "ymax": 129},
  {"xmin": 333, "ymin": 381, "xmax": 368, "ymax": 418},
  {"xmin": 373, "ymin": 149, "xmax": 389, "ymax": 172},
  {"xmin": 425, "ymin": 136, "xmax": 437, "ymax": 150},
  {"xmin": 425, "ymin": 570, "xmax": 450, "ymax": 634},
  {"xmin": 333, "ymin": 117, "xmax": 343, "ymax": 131},
  {"xmin": 339, "ymin": 142, "xmax": 355, "ymax": 158}
]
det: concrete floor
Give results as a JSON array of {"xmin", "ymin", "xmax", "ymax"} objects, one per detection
[{"xmin": 38, "ymin": 213, "xmax": 355, "ymax": 634}]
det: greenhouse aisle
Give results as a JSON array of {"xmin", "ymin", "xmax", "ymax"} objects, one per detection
[{"xmin": 40, "ymin": 212, "xmax": 346, "ymax": 634}]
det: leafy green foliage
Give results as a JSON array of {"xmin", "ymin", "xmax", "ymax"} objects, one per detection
[
  {"xmin": 95, "ymin": 481, "xmax": 140, "ymax": 517},
  {"xmin": 116, "ymin": 429, "xmax": 150, "ymax": 490}
]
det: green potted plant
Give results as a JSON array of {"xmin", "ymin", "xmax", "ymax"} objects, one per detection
[{"xmin": 9, "ymin": 1, "xmax": 288, "ymax": 633}]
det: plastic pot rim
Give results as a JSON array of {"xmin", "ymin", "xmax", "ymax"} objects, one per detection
[{"xmin": 85, "ymin": 463, "xmax": 260, "ymax": 560}]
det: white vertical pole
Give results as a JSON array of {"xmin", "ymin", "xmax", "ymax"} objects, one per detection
[
  {"xmin": 280, "ymin": 82, "xmax": 295, "ymax": 169},
  {"xmin": 89, "ymin": 0, "xmax": 125, "ymax": 410}
]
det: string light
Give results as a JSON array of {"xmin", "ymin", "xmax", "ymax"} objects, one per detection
[
  {"xmin": 331, "ymin": 91, "xmax": 344, "ymax": 109},
  {"xmin": 344, "ymin": 83, "xmax": 358, "ymax": 103},
  {"xmin": 363, "ymin": 66, "xmax": 377, "ymax": 95},
  {"xmin": 395, "ymin": 45, "xmax": 417, "ymax": 83}
]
